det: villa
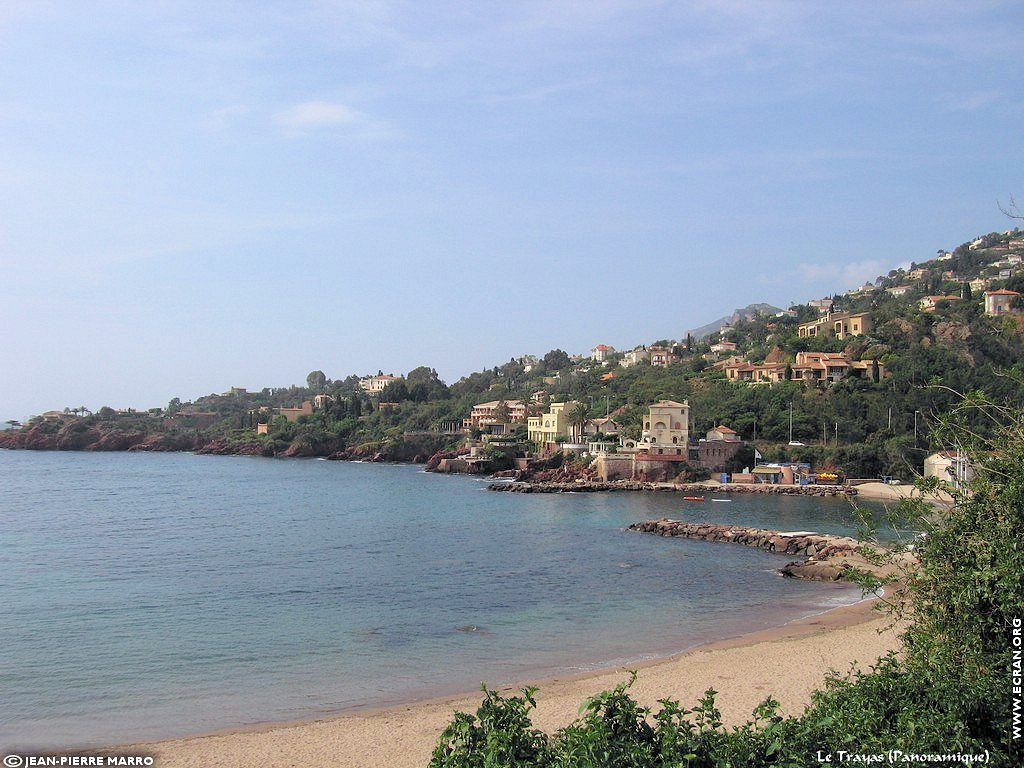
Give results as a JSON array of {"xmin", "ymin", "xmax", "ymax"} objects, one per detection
[
  {"xmin": 919, "ymin": 295, "xmax": 961, "ymax": 312},
  {"xmin": 464, "ymin": 400, "xmax": 527, "ymax": 430},
  {"xmin": 359, "ymin": 374, "xmax": 402, "ymax": 393},
  {"xmin": 984, "ymin": 289, "xmax": 1020, "ymax": 316},
  {"xmin": 797, "ymin": 311, "xmax": 872, "ymax": 340}
]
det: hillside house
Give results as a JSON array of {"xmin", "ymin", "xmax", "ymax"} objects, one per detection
[
  {"xmin": 591, "ymin": 344, "xmax": 615, "ymax": 362},
  {"xmin": 621, "ymin": 346, "xmax": 650, "ymax": 367},
  {"xmin": 709, "ymin": 340, "xmax": 738, "ymax": 355},
  {"xmin": 648, "ymin": 346, "xmax": 680, "ymax": 367},
  {"xmin": 359, "ymin": 374, "xmax": 402, "ymax": 393},
  {"xmin": 797, "ymin": 311, "xmax": 872, "ymax": 340},
  {"xmin": 919, "ymin": 295, "xmax": 961, "ymax": 312},
  {"xmin": 790, "ymin": 352, "xmax": 883, "ymax": 384},
  {"xmin": 984, "ymin": 289, "xmax": 1020, "ymax": 316},
  {"xmin": 312, "ymin": 393, "xmax": 334, "ymax": 410},
  {"xmin": 886, "ymin": 286, "xmax": 911, "ymax": 297},
  {"xmin": 724, "ymin": 360, "xmax": 787, "ymax": 384}
]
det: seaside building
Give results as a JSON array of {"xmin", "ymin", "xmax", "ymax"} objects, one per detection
[
  {"xmin": 464, "ymin": 400, "xmax": 527, "ymax": 431},
  {"xmin": 924, "ymin": 451, "xmax": 974, "ymax": 490},
  {"xmin": 638, "ymin": 400, "xmax": 690, "ymax": 454},
  {"xmin": 581, "ymin": 417, "xmax": 621, "ymax": 438},
  {"xmin": 279, "ymin": 401, "xmax": 314, "ymax": 422},
  {"xmin": 696, "ymin": 425, "xmax": 745, "ymax": 473},
  {"xmin": 527, "ymin": 401, "xmax": 576, "ymax": 453}
]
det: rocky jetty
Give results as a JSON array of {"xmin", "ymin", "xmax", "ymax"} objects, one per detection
[
  {"xmin": 489, "ymin": 480, "xmax": 855, "ymax": 497},
  {"xmin": 628, "ymin": 518, "xmax": 891, "ymax": 583}
]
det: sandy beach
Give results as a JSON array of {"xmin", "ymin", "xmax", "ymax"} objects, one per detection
[
  {"xmin": 852, "ymin": 481, "xmax": 953, "ymax": 504},
  {"xmin": 112, "ymin": 597, "xmax": 902, "ymax": 768}
]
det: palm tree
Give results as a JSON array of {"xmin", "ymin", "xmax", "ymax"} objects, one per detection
[{"xmin": 567, "ymin": 401, "xmax": 592, "ymax": 444}]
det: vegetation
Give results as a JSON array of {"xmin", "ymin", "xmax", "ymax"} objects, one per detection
[
  {"xmin": 428, "ymin": 391, "xmax": 1024, "ymax": 767},
  {"xmin": 6, "ymin": 228, "xmax": 1024, "ymax": 477}
]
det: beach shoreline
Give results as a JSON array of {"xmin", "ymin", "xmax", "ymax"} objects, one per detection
[{"xmin": 101, "ymin": 594, "xmax": 901, "ymax": 768}]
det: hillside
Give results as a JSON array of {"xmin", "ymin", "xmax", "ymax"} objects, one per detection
[
  {"xmin": 4, "ymin": 227, "xmax": 1024, "ymax": 480},
  {"xmin": 686, "ymin": 303, "xmax": 784, "ymax": 340}
]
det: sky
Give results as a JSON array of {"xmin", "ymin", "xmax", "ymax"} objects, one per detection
[{"xmin": 1, "ymin": 0, "xmax": 1022, "ymax": 420}]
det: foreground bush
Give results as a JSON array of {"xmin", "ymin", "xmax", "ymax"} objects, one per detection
[{"xmin": 430, "ymin": 395, "xmax": 1024, "ymax": 767}]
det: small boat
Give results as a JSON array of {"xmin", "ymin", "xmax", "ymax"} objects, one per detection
[
  {"xmin": 682, "ymin": 495, "xmax": 705, "ymax": 502},
  {"xmin": 711, "ymin": 498, "xmax": 732, "ymax": 502}
]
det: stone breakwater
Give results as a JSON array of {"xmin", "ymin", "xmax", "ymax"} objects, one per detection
[
  {"xmin": 488, "ymin": 481, "xmax": 856, "ymax": 497},
  {"xmin": 628, "ymin": 519, "xmax": 874, "ymax": 582}
]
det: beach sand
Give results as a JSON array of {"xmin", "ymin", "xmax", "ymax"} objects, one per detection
[
  {"xmin": 115, "ymin": 598, "xmax": 902, "ymax": 768},
  {"xmin": 853, "ymin": 481, "xmax": 953, "ymax": 504}
]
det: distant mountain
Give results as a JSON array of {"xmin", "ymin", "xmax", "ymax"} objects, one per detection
[{"xmin": 687, "ymin": 303, "xmax": 783, "ymax": 340}]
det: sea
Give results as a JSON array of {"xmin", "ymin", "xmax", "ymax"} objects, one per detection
[{"xmin": 0, "ymin": 451, "xmax": 891, "ymax": 750}]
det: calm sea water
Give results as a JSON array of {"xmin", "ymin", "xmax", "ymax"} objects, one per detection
[{"xmin": 0, "ymin": 451, "xmax": 885, "ymax": 750}]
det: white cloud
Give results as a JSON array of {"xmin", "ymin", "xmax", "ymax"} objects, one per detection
[
  {"xmin": 274, "ymin": 100, "xmax": 363, "ymax": 131},
  {"xmin": 271, "ymin": 100, "xmax": 399, "ymax": 140},
  {"xmin": 798, "ymin": 259, "xmax": 889, "ymax": 291}
]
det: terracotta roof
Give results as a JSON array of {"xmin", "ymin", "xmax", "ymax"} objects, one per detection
[
  {"xmin": 713, "ymin": 425, "xmax": 736, "ymax": 433},
  {"xmin": 986, "ymin": 289, "xmax": 1020, "ymax": 296}
]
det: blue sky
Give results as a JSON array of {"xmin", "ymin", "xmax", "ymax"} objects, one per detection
[{"xmin": 2, "ymin": 1, "xmax": 1022, "ymax": 419}]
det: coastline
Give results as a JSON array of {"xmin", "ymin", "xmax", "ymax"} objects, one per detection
[{"xmin": 109, "ymin": 596, "xmax": 901, "ymax": 768}]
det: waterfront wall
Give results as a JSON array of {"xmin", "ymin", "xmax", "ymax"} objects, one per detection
[
  {"xmin": 627, "ymin": 518, "xmax": 882, "ymax": 582},
  {"xmin": 489, "ymin": 480, "xmax": 856, "ymax": 497}
]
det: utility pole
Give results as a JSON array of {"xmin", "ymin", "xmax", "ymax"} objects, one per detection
[
  {"xmin": 834, "ymin": 422, "xmax": 838, "ymax": 447},
  {"xmin": 888, "ymin": 406, "xmax": 892, "ymax": 430}
]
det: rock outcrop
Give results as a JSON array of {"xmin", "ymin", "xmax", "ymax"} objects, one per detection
[{"xmin": 627, "ymin": 518, "xmax": 905, "ymax": 583}]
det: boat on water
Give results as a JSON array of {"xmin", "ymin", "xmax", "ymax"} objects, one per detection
[
  {"xmin": 711, "ymin": 498, "xmax": 732, "ymax": 502},
  {"xmin": 682, "ymin": 496, "xmax": 705, "ymax": 502}
]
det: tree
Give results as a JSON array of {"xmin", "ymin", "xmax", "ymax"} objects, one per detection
[
  {"xmin": 306, "ymin": 370, "xmax": 327, "ymax": 393},
  {"xmin": 566, "ymin": 401, "xmax": 592, "ymax": 443},
  {"xmin": 380, "ymin": 380, "xmax": 410, "ymax": 403},
  {"xmin": 493, "ymin": 399, "xmax": 510, "ymax": 424},
  {"xmin": 542, "ymin": 349, "xmax": 571, "ymax": 371}
]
